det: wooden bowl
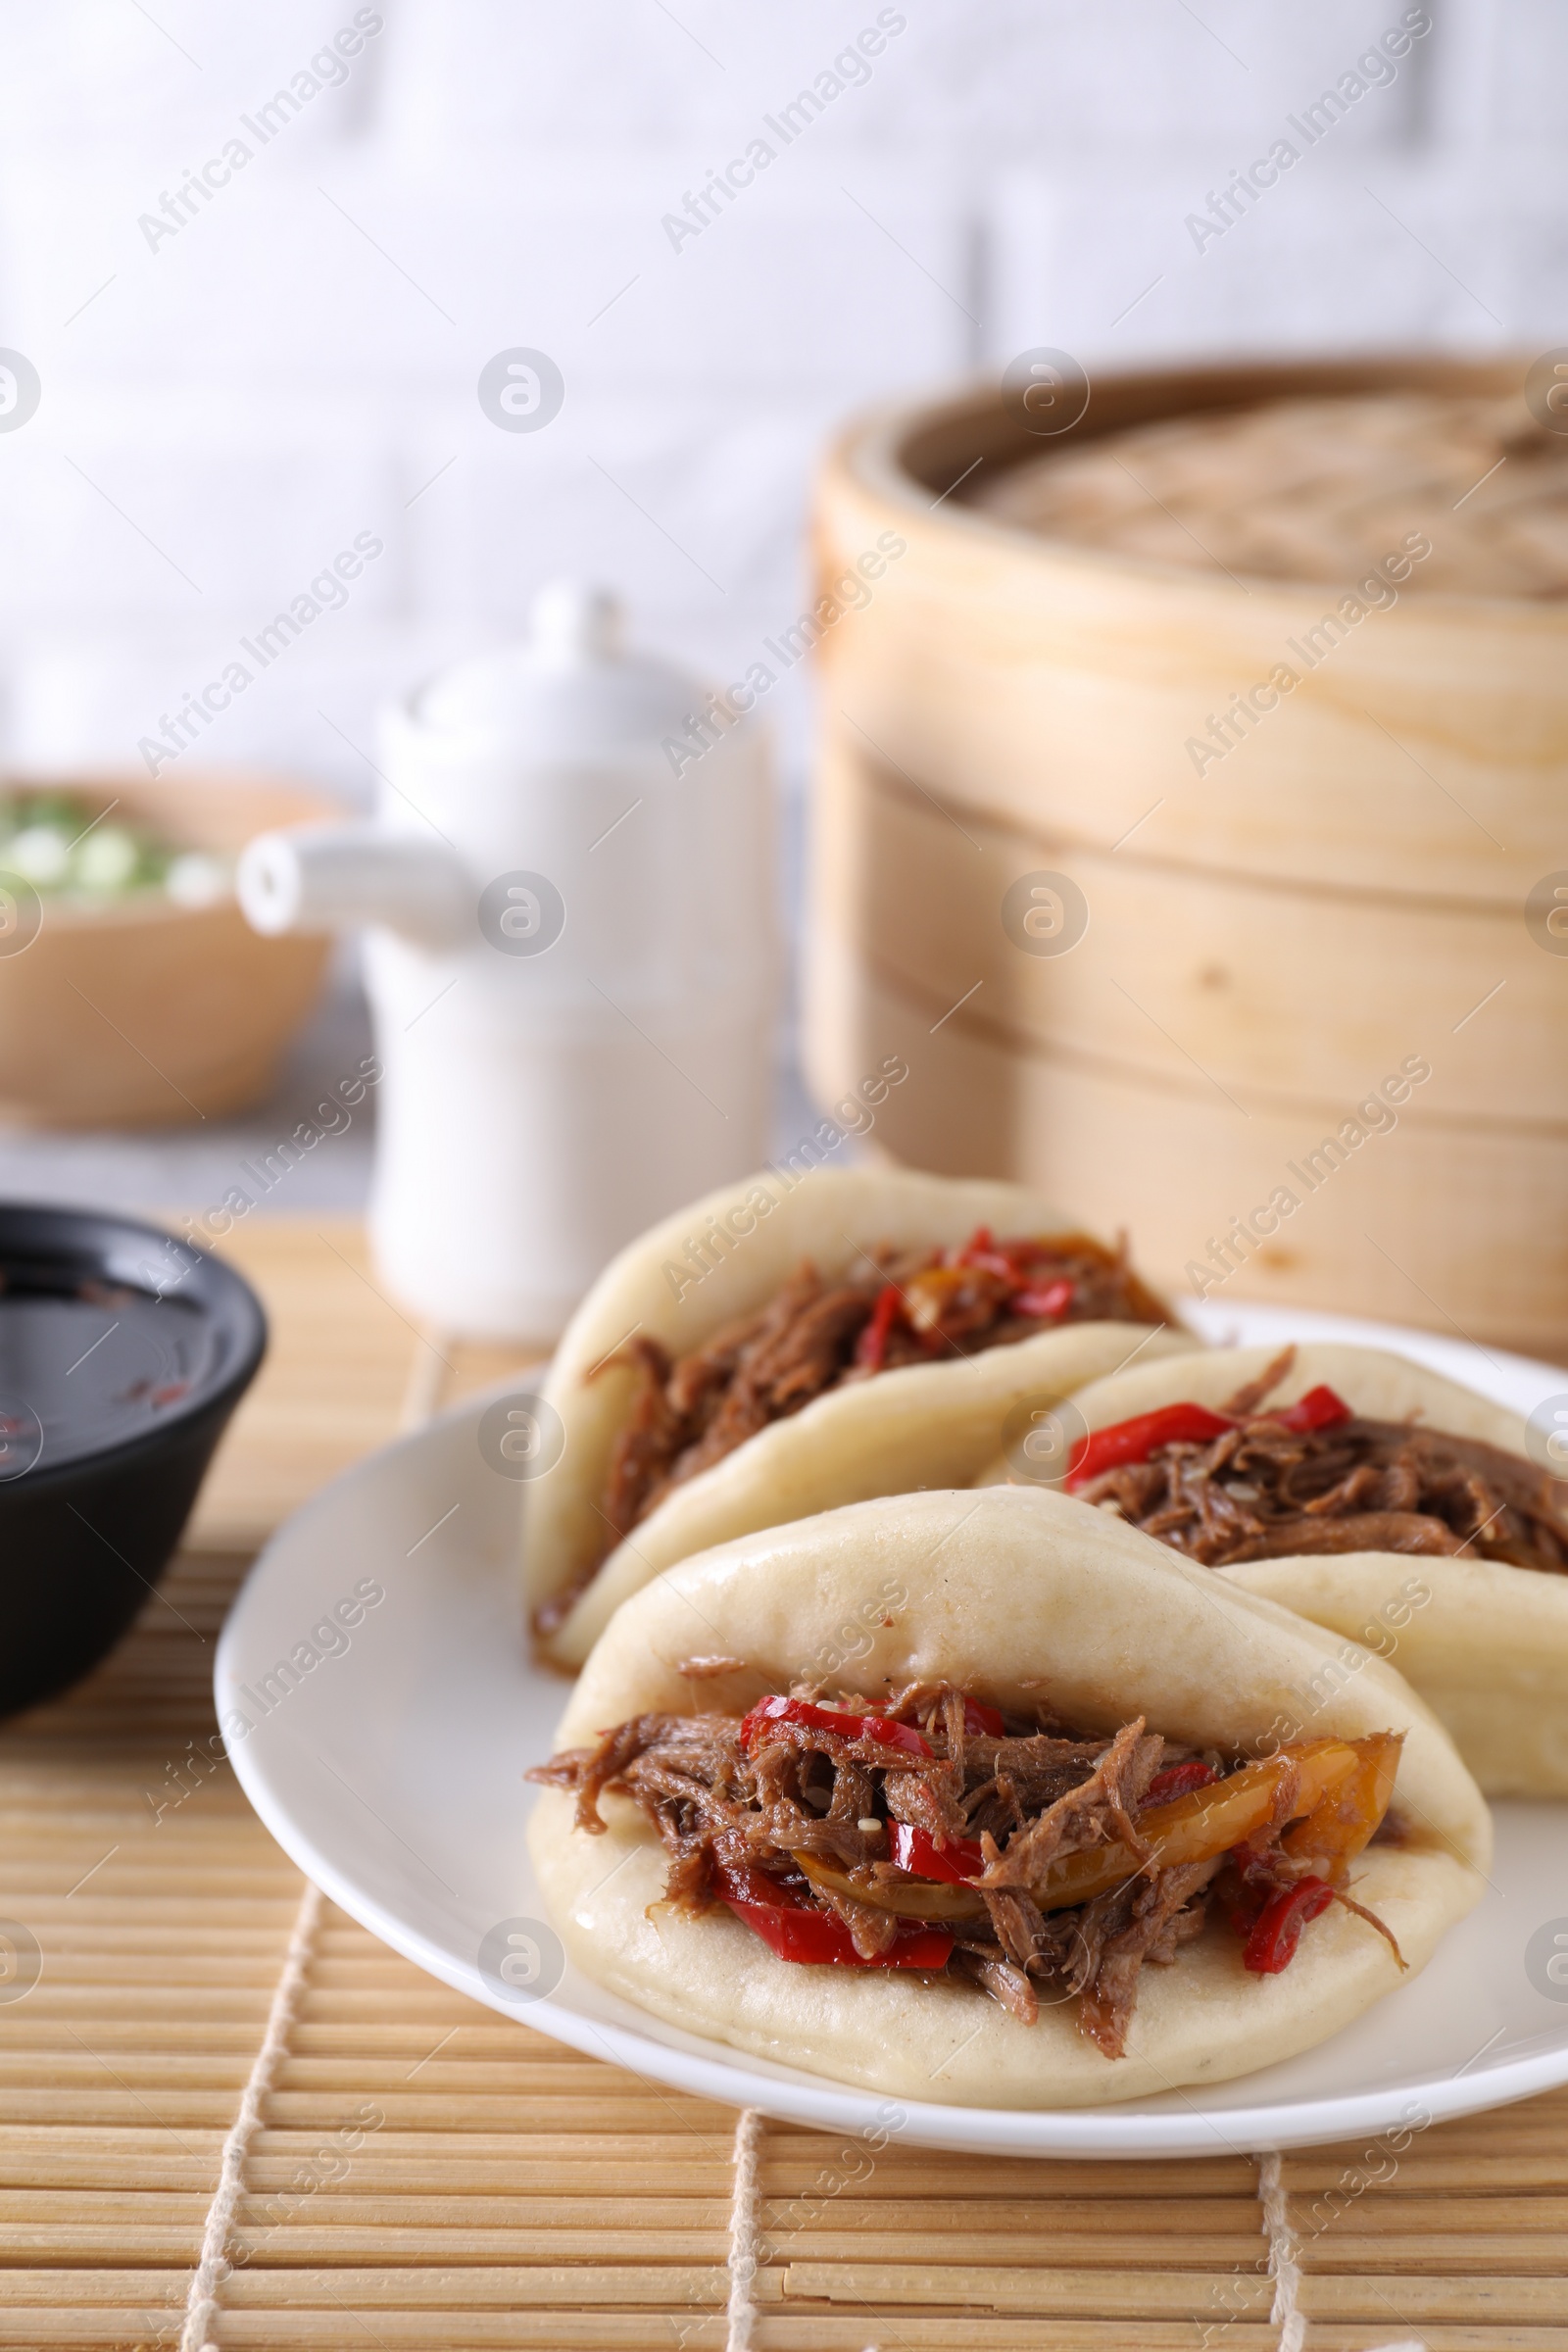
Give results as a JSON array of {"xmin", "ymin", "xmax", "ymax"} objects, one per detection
[
  {"xmin": 0, "ymin": 773, "xmax": 336, "ymax": 1128},
  {"xmin": 807, "ymin": 356, "xmax": 1568, "ymax": 1360}
]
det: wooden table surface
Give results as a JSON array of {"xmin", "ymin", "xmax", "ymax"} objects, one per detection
[{"xmin": 0, "ymin": 1217, "xmax": 1564, "ymax": 2351}]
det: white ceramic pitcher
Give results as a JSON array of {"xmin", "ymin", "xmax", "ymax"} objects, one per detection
[{"xmin": 237, "ymin": 584, "xmax": 777, "ymax": 1340}]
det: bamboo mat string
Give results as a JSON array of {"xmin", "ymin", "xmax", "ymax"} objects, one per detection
[
  {"xmin": 178, "ymin": 1877, "xmax": 325, "ymax": 2351},
  {"xmin": 177, "ymin": 1321, "xmax": 449, "ymax": 2348},
  {"xmin": 1255, "ymin": 2149, "xmax": 1305, "ymax": 2352},
  {"xmin": 725, "ymin": 2105, "xmax": 762, "ymax": 2351},
  {"xmin": 1253, "ymin": 2157, "xmax": 1429, "ymax": 2352}
]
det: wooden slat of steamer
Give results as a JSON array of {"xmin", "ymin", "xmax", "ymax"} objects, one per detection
[
  {"xmin": 806, "ymin": 938, "xmax": 1568, "ymax": 1360},
  {"xmin": 812, "ymin": 731, "xmax": 1568, "ymax": 1124},
  {"xmin": 814, "ymin": 360, "xmax": 1568, "ymax": 902},
  {"xmin": 2, "ymin": 1220, "xmax": 1566, "ymax": 2352}
]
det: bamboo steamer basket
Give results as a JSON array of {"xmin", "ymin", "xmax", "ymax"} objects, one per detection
[
  {"xmin": 806, "ymin": 356, "xmax": 1568, "ymax": 1359},
  {"xmin": 0, "ymin": 772, "xmax": 334, "ymax": 1127}
]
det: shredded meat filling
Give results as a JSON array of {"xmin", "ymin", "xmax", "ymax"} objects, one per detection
[
  {"xmin": 1082, "ymin": 1369, "xmax": 1568, "ymax": 1574},
  {"xmin": 528, "ymin": 1682, "xmax": 1344, "ymax": 2061},
  {"xmin": 607, "ymin": 1235, "xmax": 1163, "ymax": 1537},
  {"xmin": 528, "ymin": 1232, "xmax": 1166, "ymax": 1642}
]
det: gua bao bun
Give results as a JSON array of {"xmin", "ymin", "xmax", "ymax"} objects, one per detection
[
  {"xmin": 527, "ymin": 1486, "xmax": 1487, "ymax": 2108},
  {"xmin": 1058, "ymin": 1343, "xmax": 1568, "ymax": 1798},
  {"xmin": 523, "ymin": 1166, "xmax": 1195, "ymax": 1669}
]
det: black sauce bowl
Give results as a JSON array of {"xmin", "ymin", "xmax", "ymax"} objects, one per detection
[{"xmin": 0, "ymin": 1204, "xmax": 267, "ymax": 1718}]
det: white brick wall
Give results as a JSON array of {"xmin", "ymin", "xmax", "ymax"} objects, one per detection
[{"xmin": 0, "ymin": 0, "xmax": 1558, "ymax": 799}]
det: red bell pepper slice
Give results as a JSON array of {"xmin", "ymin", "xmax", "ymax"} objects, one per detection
[
  {"xmin": 1272, "ymin": 1384, "xmax": 1352, "ymax": 1436},
  {"xmin": 952, "ymin": 1224, "xmax": 1013, "ymax": 1279},
  {"xmin": 1066, "ymin": 1402, "xmax": 1237, "ymax": 1492},
  {"xmin": 887, "ymin": 1820, "xmax": 985, "ymax": 1884},
  {"xmin": 1013, "ymin": 1278, "xmax": 1075, "ymax": 1320},
  {"xmin": 740, "ymin": 1695, "xmax": 932, "ymax": 1758},
  {"xmin": 717, "ymin": 1867, "xmax": 954, "ymax": 1969},
  {"xmin": 716, "ymin": 1858, "xmax": 800, "ymax": 1910},
  {"xmin": 741, "ymin": 1694, "xmax": 999, "ymax": 1753},
  {"xmin": 955, "ymin": 1226, "xmax": 1073, "ymax": 1297},
  {"xmin": 851, "ymin": 1694, "xmax": 1002, "ymax": 1738},
  {"xmin": 1143, "ymin": 1760, "xmax": 1221, "ymax": 1805},
  {"xmin": 1241, "ymin": 1875, "xmax": 1335, "ymax": 1975},
  {"xmin": 1065, "ymin": 1384, "xmax": 1354, "ymax": 1495},
  {"xmin": 958, "ymin": 1223, "xmax": 1067, "ymax": 1279},
  {"xmin": 854, "ymin": 1283, "xmax": 904, "ymax": 1371}
]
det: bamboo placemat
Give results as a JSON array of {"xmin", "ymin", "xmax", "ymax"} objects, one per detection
[{"xmin": 1, "ymin": 1218, "xmax": 1564, "ymax": 2350}]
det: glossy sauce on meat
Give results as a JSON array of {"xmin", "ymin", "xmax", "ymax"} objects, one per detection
[
  {"xmin": 604, "ymin": 1232, "xmax": 1157, "ymax": 1541},
  {"xmin": 529, "ymin": 1682, "xmax": 1396, "ymax": 2058},
  {"xmin": 1081, "ymin": 1413, "xmax": 1568, "ymax": 1573}
]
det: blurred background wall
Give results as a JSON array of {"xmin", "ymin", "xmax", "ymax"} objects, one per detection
[
  {"xmin": 0, "ymin": 0, "xmax": 1557, "ymax": 804},
  {"xmin": 0, "ymin": 0, "xmax": 1559, "ymax": 1215}
]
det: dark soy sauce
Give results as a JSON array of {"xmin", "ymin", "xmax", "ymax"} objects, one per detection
[{"xmin": 0, "ymin": 1265, "xmax": 222, "ymax": 1481}]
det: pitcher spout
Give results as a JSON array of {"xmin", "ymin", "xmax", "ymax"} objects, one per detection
[{"xmin": 237, "ymin": 824, "xmax": 472, "ymax": 951}]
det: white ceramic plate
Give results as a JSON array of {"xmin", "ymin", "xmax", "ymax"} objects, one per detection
[{"xmin": 218, "ymin": 1300, "xmax": 1568, "ymax": 2157}]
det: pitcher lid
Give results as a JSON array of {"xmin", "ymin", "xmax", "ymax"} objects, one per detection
[{"xmin": 408, "ymin": 582, "xmax": 713, "ymax": 764}]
